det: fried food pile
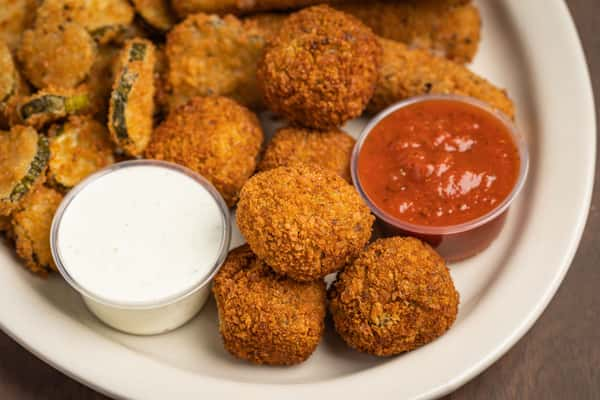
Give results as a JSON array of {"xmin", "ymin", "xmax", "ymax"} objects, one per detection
[{"xmin": 0, "ymin": 0, "xmax": 513, "ymax": 362}]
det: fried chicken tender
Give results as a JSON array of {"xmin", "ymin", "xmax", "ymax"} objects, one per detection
[
  {"xmin": 166, "ymin": 14, "xmax": 266, "ymax": 111},
  {"xmin": 370, "ymin": 38, "xmax": 514, "ymax": 118},
  {"xmin": 172, "ymin": 0, "xmax": 329, "ymax": 18},
  {"xmin": 335, "ymin": 0, "xmax": 481, "ymax": 64},
  {"xmin": 329, "ymin": 237, "xmax": 459, "ymax": 356},
  {"xmin": 19, "ymin": 21, "xmax": 97, "ymax": 89},
  {"xmin": 258, "ymin": 126, "xmax": 355, "ymax": 182},
  {"xmin": 213, "ymin": 245, "xmax": 326, "ymax": 365},
  {"xmin": 237, "ymin": 163, "xmax": 374, "ymax": 282},
  {"xmin": 47, "ymin": 116, "xmax": 115, "ymax": 190},
  {"xmin": 11, "ymin": 185, "xmax": 63, "ymax": 276},
  {"xmin": 257, "ymin": 5, "xmax": 381, "ymax": 129},
  {"xmin": 145, "ymin": 96, "xmax": 264, "ymax": 207},
  {"xmin": 0, "ymin": 0, "xmax": 37, "ymax": 52}
]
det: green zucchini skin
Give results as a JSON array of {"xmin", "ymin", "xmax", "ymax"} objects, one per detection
[
  {"xmin": 18, "ymin": 93, "xmax": 89, "ymax": 126},
  {"xmin": 8, "ymin": 135, "xmax": 49, "ymax": 203},
  {"xmin": 111, "ymin": 70, "xmax": 137, "ymax": 143}
]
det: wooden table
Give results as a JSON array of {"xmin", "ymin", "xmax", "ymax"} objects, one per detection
[{"xmin": 1, "ymin": 1, "xmax": 598, "ymax": 398}]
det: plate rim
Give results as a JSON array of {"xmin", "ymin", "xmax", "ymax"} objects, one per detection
[{"xmin": 0, "ymin": 0, "xmax": 595, "ymax": 399}]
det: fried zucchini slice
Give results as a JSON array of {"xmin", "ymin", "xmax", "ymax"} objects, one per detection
[
  {"xmin": 166, "ymin": 14, "xmax": 266, "ymax": 110},
  {"xmin": 0, "ymin": 0, "xmax": 37, "ymax": 52},
  {"xmin": 0, "ymin": 41, "xmax": 16, "ymax": 104},
  {"xmin": 48, "ymin": 116, "xmax": 114, "ymax": 189},
  {"xmin": 108, "ymin": 38, "xmax": 155, "ymax": 156},
  {"xmin": 0, "ymin": 126, "xmax": 49, "ymax": 216},
  {"xmin": 35, "ymin": 0, "xmax": 135, "ymax": 45},
  {"xmin": 11, "ymin": 185, "xmax": 63, "ymax": 276},
  {"xmin": 19, "ymin": 21, "xmax": 96, "ymax": 89},
  {"xmin": 17, "ymin": 87, "xmax": 90, "ymax": 129},
  {"xmin": 85, "ymin": 45, "xmax": 120, "ymax": 120},
  {"xmin": 131, "ymin": 0, "xmax": 177, "ymax": 32}
]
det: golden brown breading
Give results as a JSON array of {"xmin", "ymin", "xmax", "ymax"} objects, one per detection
[
  {"xmin": 35, "ymin": 0, "xmax": 135, "ymax": 44},
  {"xmin": 84, "ymin": 45, "xmax": 120, "ymax": 120},
  {"xmin": 0, "ymin": 125, "xmax": 48, "ymax": 216},
  {"xmin": 166, "ymin": 14, "xmax": 266, "ymax": 111},
  {"xmin": 11, "ymin": 185, "xmax": 63, "ymax": 276},
  {"xmin": 335, "ymin": 0, "xmax": 481, "ymax": 64},
  {"xmin": 131, "ymin": 0, "xmax": 177, "ymax": 32},
  {"xmin": 108, "ymin": 38, "xmax": 155, "ymax": 156},
  {"xmin": 369, "ymin": 38, "xmax": 514, "ymax": 118},
  {"xmin": 213, "ymin": 245, "xmax": 326, "ymax": 365},
  {"xmin": 329, "ymin": 237, "xmax": 459, "ymax": 356},
  {"xmin": 0, "ymin": 40, "xmax": 16, "ymax": 104},
  {"xmin": 145, "ymin": 96, "xmax": 264, "ymax": 207},
  {"xmin": 258, "ymin": 126, "xmax": 355, "ymax": 182},
  {"xmin": 47, "ymin": 116, "xmax": 114, "ymax": 190},
  {"xmin": 0, "ymin": 0, "xmax": 37, "ymax": 52},
  {"xmin": 15, "ymin": 86, "xmax": 90, "ymax": 129},
  {"xmin": 172, "ymin": 0, "xmax": 329, "ymax": 18},
  {"xmin": 19, "ymin": 21, "xmax": 97, "ymax": 89},
  {"xmin": 237, "ymin": 163, "xmax": 374, "ymax": 282},
  {"xmin": 257, "ymin": 5, "xmax": 381, "ymax": 129}
]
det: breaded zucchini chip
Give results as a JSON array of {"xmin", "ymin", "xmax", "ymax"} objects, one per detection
[
  {"xmin": 108, "ymin": 38, "xmax": 155, "ymax": 156},
  {"xmin": 17, "ymin": 86, "xmax": 90, "ymax": 129},
  {"xmin": 0, "ymin": 0, "xmax": 37, "ymax": 52},
  {"xmin": 131, "ymin": 0, "xmax": 177, "ymax": 32},
  {"xmin": 166, "ymin": 14, "xmax": 266, "ymax": 110},
  {"xmin": 85, "ymin": 45, "xmax": 120, "ymax": 120},
  {"xmin": 0, "ymin": 40, "xmax": 17, "ymax": 105},
  {"xmin": 48, "ymin": 116, "xmax": 114, "ymax": 190},
  {"xmin": 11, "ymin": 185, "xmax": 63, "ymax": 276},
  {"xmin": 172, "ymin": 0, "xmax": 326, "ymax": 17},
  {"xmin": 0, "ymin": 126, "xmax": 49, "ymax": 216},
  {"xmin": 35, "ymin": 0, "xmax": 135, "ymax": 44},
  {"xmin": 19, "ymin": 21, "xmax": 96, "ymax": 89}
]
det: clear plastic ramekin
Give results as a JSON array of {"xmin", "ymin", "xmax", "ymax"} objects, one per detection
[
  {"xmin": 351, "ymin": 94, "xmax": 529, "ymax": 261},
  {"xmin": 50, "ymin": 160, "xmax": 231, "ymax": 335}
]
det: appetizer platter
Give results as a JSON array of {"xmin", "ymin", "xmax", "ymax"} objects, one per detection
[{"xmin": 0, "ymin": 0, "xmax": 595, "ymax": 399}]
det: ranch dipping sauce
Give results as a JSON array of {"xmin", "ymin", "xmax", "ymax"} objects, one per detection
[{"xmin": 51, "ymin": 160, "xmax": 231, "ymax": 335}]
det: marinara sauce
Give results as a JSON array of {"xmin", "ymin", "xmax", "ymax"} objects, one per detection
[{"xmin": 357, "ymin": 99, "xmax": 521, "ymax": 228}]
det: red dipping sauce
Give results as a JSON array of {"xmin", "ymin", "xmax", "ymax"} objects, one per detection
[{"xmin": 352, "ymin": 95, "xmax": 528, "ymax": 261}]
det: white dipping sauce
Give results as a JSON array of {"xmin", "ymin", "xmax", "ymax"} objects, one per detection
[{"xmin": 56, "ymin": 164, "xmax": 226, "ymax": 306}]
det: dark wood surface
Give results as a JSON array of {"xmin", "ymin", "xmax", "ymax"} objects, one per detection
[{"xmin": 1, "ymin": 1, "xmax": 598, "ymax": 399}]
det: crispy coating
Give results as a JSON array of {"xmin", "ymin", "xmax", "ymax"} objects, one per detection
[
  {"xmin": 166, "ymin": 14, "xmax": 266, "ymax": 111},
  {"xmin": 257, "ymin": 5, "xmax": 381, "ymax": 129},
  {"xmin": 131, "ymin": 0, "xmax": 177, "ymax": 32},
  {"xmin": 335, "ymin": 0, "xmax": 480, "ymax": 64},
  {"xmin": 19, "ymin": 21, "xmax": 96, "ymax": 89},
  {"xmin": 0, "ymin": 0, "xmax": 37, "ymax": 52},
  {"xmin": 237, "ymin": 163, "xmax": 374, "ymax": 282},
  {"xmin": 108, "ymin": 38, "xmax": 155, "ymax": 156},
  {"xmin": 85, "ymin": 45, "xmax": 120, "ymax": 120},
  {"xmin": 0, "ymin": 40, "xmax": 16, "ymax": 104},
  {"xmin": 11, "ymin": 185, "xmax": 63, "ymax": 276},
  {"xmin": 48, "ymin": 116, "xmax": 115, "ymax": 190},
  {"xmin": 172, "ymin": 0, "xmax": 328, "ymax": 17},
  {"xmin": 0, "ymin": 125, "xmax": 48, "ymax": 216},
  {"xmin": 258, "ymin": 126, "xmax": 355, "ymax": 182},
  {"xmin": 329, "ymin": 237, "xmax": 459, "ymax": 356},
  {"xmin": 35, "ymin": 0, "xmax": 135, "ymax": 44},
  {"xmin": 370, "ymin": 38, "xmax": 514, "ymax": 118},
  {"xmin": 145, "ymin": 96, "xmax": 264, "ymax": 207},
  {"xmin": 16, "ymin": 86, "xmax": 90, "ymax": 129},
  {"xmin": 213, "ymin": 245, "xmax": 326, "ymax": 365}
]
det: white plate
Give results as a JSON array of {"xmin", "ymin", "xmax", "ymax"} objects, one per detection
[{"xmin": 0, "ymin": 0, "xmax": 595, "ymax": 399}]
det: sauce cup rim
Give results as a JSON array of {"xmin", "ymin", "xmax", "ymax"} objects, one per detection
[
  {"xmin": 50, "ymin": 159, "xmax": 232, "ymax": 310},
  {"xmin": 351, "ymin": 94, "xmax": 529, "ymax": 236}
]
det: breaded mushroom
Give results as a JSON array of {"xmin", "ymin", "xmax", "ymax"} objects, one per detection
[
  {"xmin": 257, "ymin": 5, "xmax": 381, "ymax": 129},
  {"xmin": 145, "ymin": 96, "xmax": 264, "ymax": 207},
  {"xmin": 370, "ymin": 38, "xmax": 514, "ymax": 118},
  {"xmin": 11, "ymin": 185, "xmax": 63, "ymax": 276},
  {"xmin": 0, "ymin": 126, "xmax": 49, "ymax": 216},
  {"xmin": 19, "ymin": 21, "xmax": 97, "ymax": 89},
  {"xmin": 258, "ymin": 126, "xmax": 355, "ymax": 182},
  {"xmin": 47, "ymin": 116, "xmax": 115, "ymax": 190},
  {"xmin": 213, "ymin": 245, "xmax": 326, "ymax": 365},
  {"xmin": 237, "ymin": 163, "xmax": 374, "ymax": 282},
  {"xmin": 329, "ymin": 237, "xmax": 459, "ymax": 356},
  {"xmin": 166, "ymin": 14, "xmax": 266, "ymax": 111}
]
